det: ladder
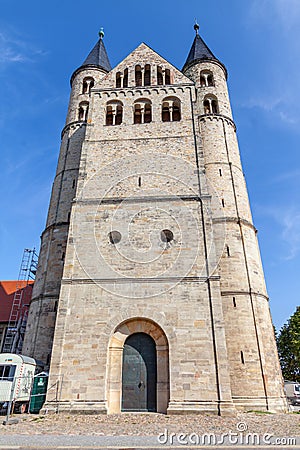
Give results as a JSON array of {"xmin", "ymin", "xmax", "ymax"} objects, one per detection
[{"xmin": 2, "ymin": 248, "xmax": 38, "ymax": 354}]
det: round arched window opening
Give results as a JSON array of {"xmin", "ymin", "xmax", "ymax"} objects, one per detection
[
  {"xmin": 161, "ymin": 229, "xmax": 174, "ymax": 243},
  {"xmin": 108, "ymin": 230, "xmax": 122, "ymax": 244}
]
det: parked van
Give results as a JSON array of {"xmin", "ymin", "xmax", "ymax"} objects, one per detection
[
  {"xmin": 0, "ymin": 353, "xmax": 36, "ymax": 413},
  {"xmin": 284, "ymin": 381, "xmax": 300, "ymax": 406}
]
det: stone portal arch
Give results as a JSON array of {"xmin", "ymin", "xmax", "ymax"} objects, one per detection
[{"xmin": 107, "ymin": 317, "xmax": 169, "ymax": 414}]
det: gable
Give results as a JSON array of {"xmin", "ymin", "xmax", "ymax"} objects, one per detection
[{"xmin": 98, "ymin": 43, "xmax": 193, "ymax": 89}]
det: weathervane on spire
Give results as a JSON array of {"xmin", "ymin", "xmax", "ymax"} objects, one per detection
[
  {"xmin": 99, "ymin": 27, "xmax": 105, "ymax": 39},
  {"xmin": 194, "ymin": 19, "xmax": 199, "ymax": 35}
]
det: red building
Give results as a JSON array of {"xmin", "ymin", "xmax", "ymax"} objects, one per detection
[{"xmin": 0, "ymin": 281, "xmax": 34, "ymax": 352}]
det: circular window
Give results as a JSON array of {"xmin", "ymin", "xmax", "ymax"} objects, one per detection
[
  {"xmin": 108, "ymin": 230, "xmax": 121, "ymax": 244},
  {"xmin": 161, "ymin": 229, "xmax": 174, "ymax": 243}
]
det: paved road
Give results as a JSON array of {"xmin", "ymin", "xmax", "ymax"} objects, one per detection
[{"xmin": 0, "ymin": 434, "xmax": 299, "ymax": 449}]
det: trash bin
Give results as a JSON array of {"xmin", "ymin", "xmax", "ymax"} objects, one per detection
[{"xmin": 29, "ymin": 372, "xmax": 48, "ymax": 414}]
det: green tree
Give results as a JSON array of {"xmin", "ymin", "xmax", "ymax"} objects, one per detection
[{"xmin": 276, "ymin": 306, "xmax": 300, "ymax": 381}]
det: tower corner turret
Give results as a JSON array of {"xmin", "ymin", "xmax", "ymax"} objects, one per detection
[{"xmin": 66, "ymin": 30, "xmax": 112, "ymax": 126}]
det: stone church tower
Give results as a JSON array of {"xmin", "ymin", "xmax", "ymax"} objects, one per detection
[{"xmin": 23, "ymin": 25, "xmax": 287, "ymax": 414}]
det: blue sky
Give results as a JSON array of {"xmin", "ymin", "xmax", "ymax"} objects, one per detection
[{"xmin": 0, "ymin": 0, "xmax": 299, "ymax": 330}]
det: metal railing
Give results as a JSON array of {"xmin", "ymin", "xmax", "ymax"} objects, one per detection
[{"xmin": 1, "ymin": 374, "xmax": 63, "ymax": 423}]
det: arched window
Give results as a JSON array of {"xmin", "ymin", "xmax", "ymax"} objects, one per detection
[
  {"xmin": 165, "ymin": 69, "xmax": 171, "ymax": 85},
  {"xmin": 144, "ymin": 64, "xmax": 151, "ymax": 86},
  {"xmin": 157, "ymin": 67, "xmax": 163, "ymax": 85},
  {"xmin": 203, "ymin": 95, "xmax": 219, "ymax": 114},
  {"xmin": 134, "ymin": 104, "xmax": 142, "ymax": 124},
  {"xmin": 203, "ymin": 99, "xmax": 210, "ymax": 114},
  {"xmin": 207, "ymin": 74, "xmax": 214, "ymax": 86},
  {"xmin": 162, "ymin": 97, "xmax": 181, "ymax": 122},
  {"xmin": 144, "ymin": 103, "xmax": 152, "ymax": 123},
  {"xmin": 162, "ymin": 102, "xmax": 170, "ymax": 122},
  {"xmin": 134, "ymin": 99, "xmax": 152, "ymax": 124},
  {"xmin": 105, "ymin": 101, "xmax": 123, "ymax": 126},
  {"xmin": 135, "ymin": 65, "xmax": 142, "ymax": 87},
  {"xmin": 123, "ymin": 69, "xmax": 128, "ymax": 88},
  {"xmin": 211, "ymin": 99, "xmax": 218, "ymax": 114},
  {"xmin": 106, "ymin": 105, "xmax": 113, "ymax": 126},
  {"xmin": 82, "ymin": 77, "xmax": 94, "ymax": 94},
  {"xmin": 200, "ymin": 75, "xmax": 206, "ymax": 87},
  {"xmin": 116, "ymin": 69, "xmax": 128, "ymax": 88},
  {"xmin": 157, "ymin": 67, "xmax": 172, "ymax": 85},
  {"xmin": 116, "ymin": 72, "xmax": 122, "ymax": 88},
  {"xmin": 173, "ymin": 100, "xmax": 181, "ymax": 121},
  {"xmin": 78, "ymin": 101, "xmax": 89, "ymax": 121},
  {"xmin": 200, "ymin": 70, "xmax": 214, "ymax": 87},
  {"xmin": 115, "ymin": 104, "xmax": 123, "ymax": 125}
]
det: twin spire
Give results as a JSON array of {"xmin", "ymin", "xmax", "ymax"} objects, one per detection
[
  {"xmin": 78, "ymin": 24, "xmax": 223, "ymax": 75},
  {"xmin": 80, "ymin": 27, "xmax": 112, "ymax": 73},
  {"xmin": 182, "ymin": 22, "xmax": 223, "ymax": 71}
]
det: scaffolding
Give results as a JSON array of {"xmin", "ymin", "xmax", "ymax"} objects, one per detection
[{"xmin": 2, "ymin": 248, "xmax": 38, "ymax": 354}]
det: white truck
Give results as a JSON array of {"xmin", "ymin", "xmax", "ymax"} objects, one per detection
[
  {"xmin": 0, "ymin": 353, "xmax": 36, "ymax": 413},
  {"xmin": 284, "ymin": 380, "xmax": 300, "ymax": 406}
]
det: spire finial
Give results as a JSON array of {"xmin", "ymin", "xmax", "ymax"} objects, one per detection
[
  {"xmin": 194, "ymin": 20, "xmax": 199, "ymax": 35},
  {"xmin": 99, "ymin": 27, "xmax": 105, "ymax": 39}
]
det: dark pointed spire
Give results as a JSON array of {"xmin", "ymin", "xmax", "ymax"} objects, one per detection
[
  {"xmin": 81, "ymin": 28, "xmax": 112, "ymax": 72},
  {"xmin": 183, "ymin": 23, "xmax": 226, "ymax": 76}
]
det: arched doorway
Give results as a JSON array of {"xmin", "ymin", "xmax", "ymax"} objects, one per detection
[
  {"xmin": 122, "ymin": 333, "xmax": 157, "ymax": 412},
  {"xmin": 107, "ymin": 318, "xmax": 169, "ymax": 414}
]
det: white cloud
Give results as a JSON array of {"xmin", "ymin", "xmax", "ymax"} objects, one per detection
[
  {"xmin": 0, "ymin": 49, "xmax": 27, "ymax": 63},
  {"xmin": 250, "ymin": 0, "xmax": 300, "ymax": 29},
  {"xmin": 273, "ymin": 169, "xmax": 300, "ymax": 182},
  {"xmin": 245, "ymin": 96, "xmax": 283, "ymax": 113},
  {"xmin": 245, "ymin": 0, "xmax": 300, "ymax": 131},
  {"xmin": 281, "ymin": 209, "xmax": 300, "ymax": 260},
  {"xmin": 271, "ymin": 0, "xmax": 300, "ymax": 29},
  {"xmin": 242, "ymin": 93, "xmax": 283, "ymax": 112},
  {"xmin": 278, "ymin": 111, "xmax": 300, "ymax": 126},
  {"xmin": 260, "ymin": 206, "xmax": 300, "ymax": 260},
  {"xmin": 0, "ymin": 32, "xmax": 29, "ymax": 64},
  {"xmin": 242, "ymin": 94, "xmax": 300, "ymax": 129},
  {"xmin": 0, "ymin": 31, "xmax": 46, "ymax": 66}
]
